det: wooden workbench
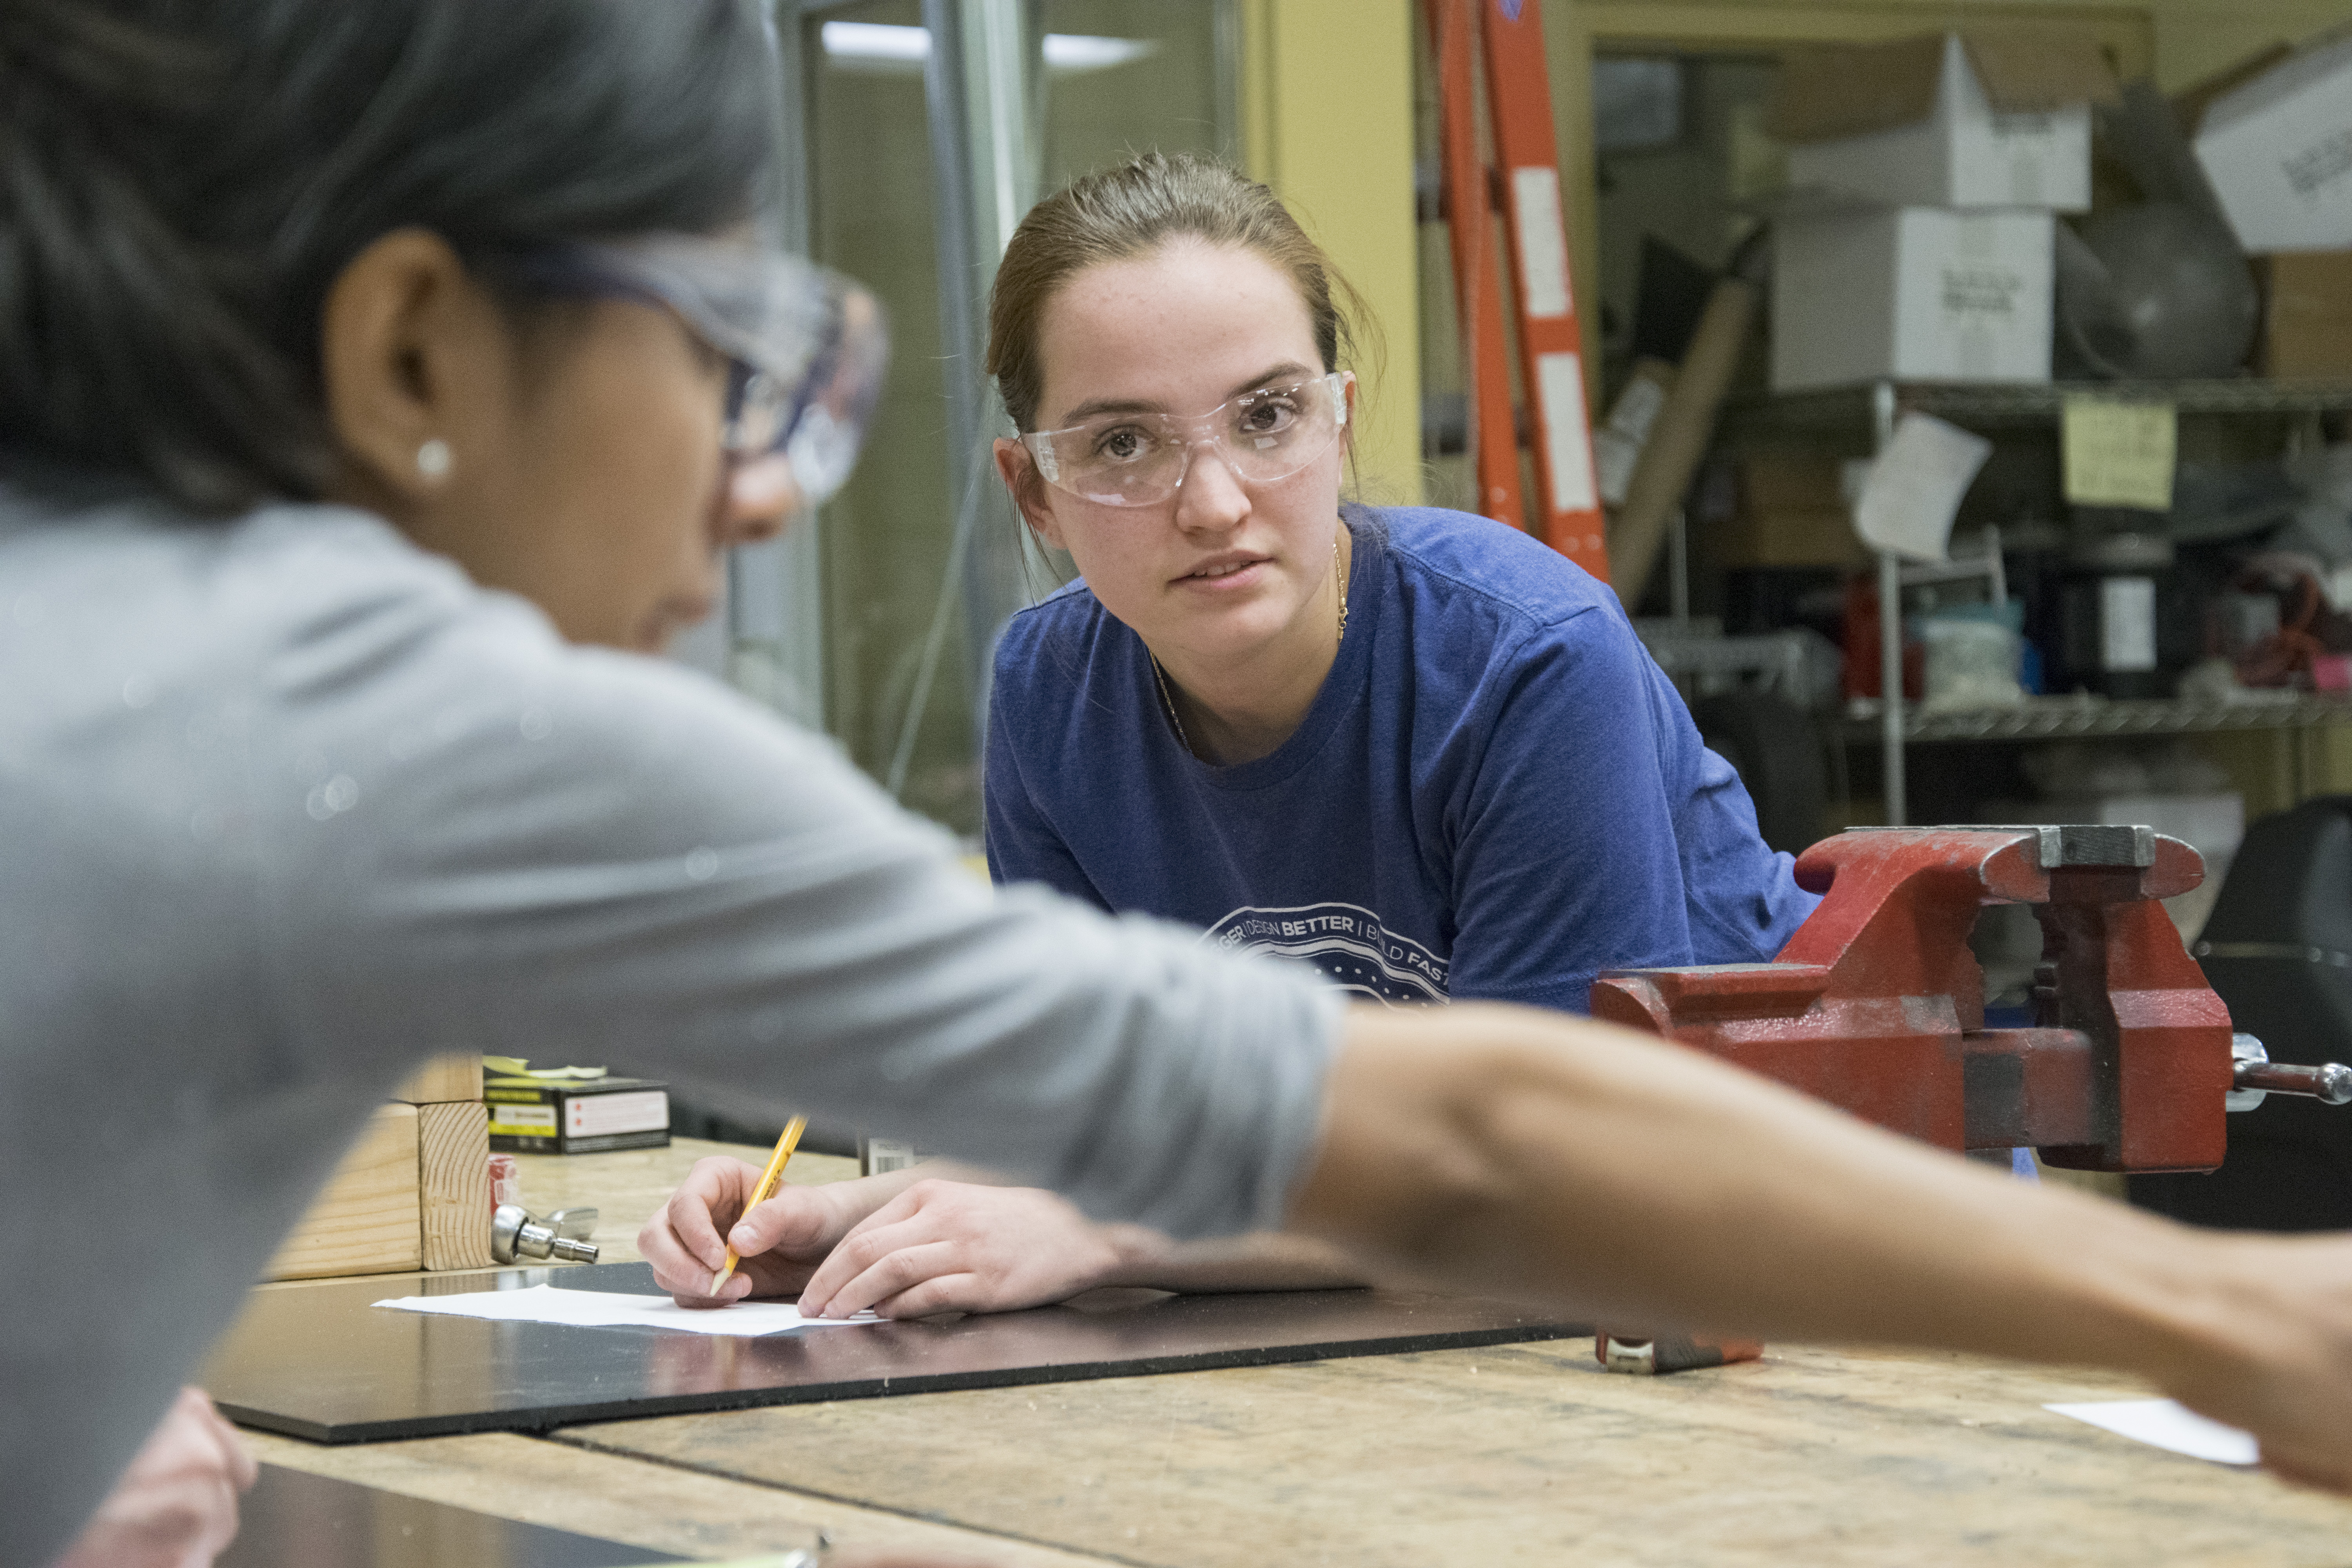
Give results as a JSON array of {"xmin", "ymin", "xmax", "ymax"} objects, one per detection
[{"xmin": 232, "ymin": 1139, "xmax": 2352, "ymax": 1566}]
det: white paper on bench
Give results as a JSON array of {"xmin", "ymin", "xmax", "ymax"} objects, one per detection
[
  {"xmin": 374, "ymin": 1283, "xmax": 880, "ymax": 1337},
  {"xmin": 2043, "ymin": 1398, "xmax": 2258, "ymax": 1465}
]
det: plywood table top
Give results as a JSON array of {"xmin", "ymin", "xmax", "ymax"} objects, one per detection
[
  {"xmin": 233, "ymin": 1138, "xmax": 2352, "ymax": 1565},
  {"xmin": 239, "ymin": 1428, "xmax": 1124, "ymax": 1566},
  {"xmin": 557, "ymin": 1336, "xmax": 2352, "ymax": 1567}
]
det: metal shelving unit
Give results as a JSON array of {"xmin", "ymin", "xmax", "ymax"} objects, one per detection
[
  {"xmin": 1843, "ymin": 694, "xmax": 2352, "ymax": 745},
  {"xmin": 1731, "ymin": 377, "xmax": 2352, "ymax": 438},
  {"xmin": 1798, "ymin": 377, "xmax": 2352, "ymax": 823}
]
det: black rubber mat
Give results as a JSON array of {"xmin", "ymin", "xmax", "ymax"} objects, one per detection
[
  {"xmin": 215, "ymin": 1463, "xmax": 688, "ymax": 1566},
  {"xmin": 207, "ymin": 1262, "xmax": 1582, "ymax": 1443}
]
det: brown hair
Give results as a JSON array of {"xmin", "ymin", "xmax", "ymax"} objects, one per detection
[{"xmin": 985, "ymin": 151, "xmax": 1376, "ymax": 434}]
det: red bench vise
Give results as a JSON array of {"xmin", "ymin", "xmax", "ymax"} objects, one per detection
[{"xmin": 1584, "ymin": 823, "xmax": 2351, "ymax": 1374}]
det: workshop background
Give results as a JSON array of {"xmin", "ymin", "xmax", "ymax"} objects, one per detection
[
  {"xmin": 701, "ymin": 0, "xmax": 2352, "ymax": 882},
  {"xmin": 657, "ymin": 0, "xmax": 2352, "ymax": 1171}
]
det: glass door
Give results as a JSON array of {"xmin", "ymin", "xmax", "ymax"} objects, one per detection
[{"xmin": 743, "ymin": 0, "xmax": 1232, "ymax": 838}]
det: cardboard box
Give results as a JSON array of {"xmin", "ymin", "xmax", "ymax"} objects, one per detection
[
  {"xmin": 486, "ymin": 1074, "xmax": 670, "ymax": 1155},
  {"xmin": 1719, "ymin": 452, "xmax": 1866, "ymax": 568},
  {"xmin": 2261, "ymin": 250, "xmax": 2352, "ymax": 378},
  {"xmin": 2195, "ymin": 29, "xmax": 2352, "ymax": 253},
  {"xmin": 1773, "ymin": 31, "xmax": 2116, "ymax": 212},
  {"xmin": 2172, "ymin": 44, "xmax": 2294, "ymax": 141},
  {"xmin": 1772, "ymin": 207, "xmax": 2053, "ymax": 391}
]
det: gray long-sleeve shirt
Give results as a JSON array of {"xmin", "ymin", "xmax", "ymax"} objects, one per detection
[{"xmin": 0, "ymin": 485, "xmax": 1341, "ymax": 1568}]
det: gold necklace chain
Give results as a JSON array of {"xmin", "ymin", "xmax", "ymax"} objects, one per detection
[
  {"xmin": 1153, "ymin": 531, "xmax": 1347, "ymax": 758},
  {"xmin": 1151, "ymin": 658, "xmax": 1192, "ymax": 754},
  {"xmin": 1336, "ymin": 529, "xmax": 1350, "ymax": 639}
]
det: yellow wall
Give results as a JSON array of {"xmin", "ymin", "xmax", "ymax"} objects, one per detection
[
  {"xmin": 2138, "ymin": 0, "xmax": 2352, "ymax": 83},
  {"xmin": 1240, "ymin": 0, "xmax": 1424, "ymax": 506}
]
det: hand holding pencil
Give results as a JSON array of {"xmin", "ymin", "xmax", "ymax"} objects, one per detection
[
  {"xmin": 710, "ymin": 1115, "xmax": 808, "ymax": 1297},
  {"xmin": 638, "ymin": 1122, "xmax": 890, "ymax": 1309}
]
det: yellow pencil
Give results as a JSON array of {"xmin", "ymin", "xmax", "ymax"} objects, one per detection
[{"xmin": 710, "ymin": 1114, "xmax": 806, "ymax": 1296}]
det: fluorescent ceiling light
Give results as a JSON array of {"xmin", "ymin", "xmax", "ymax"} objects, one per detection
[
  {"xmin": 820, "ymin": 21, "xmax": 929, "ymax": 64},
  {"xmin": 1042, "ymin": 33, "xmax": 1158, "ymax": 71},
  {"xmin": 819, "ymin": 22, "xmax": 1158, "ymax": 75}
]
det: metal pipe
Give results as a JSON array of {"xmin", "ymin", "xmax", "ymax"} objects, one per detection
[
  {"xmin": 1668, "ymin": 507, "xmax": 1689, "ymax": 627},
  {"xmin": 919, "ymin": 0, "xmax": 1036, "ymax": 743},
  {"xmin": 737, "ymin": 0, "xmax": 826, "ymax": 729},
  {"xmin": 1873, "ymin": 381, "xmax": 1904, "ymax": 827},
  {"xmin": 920, "ymin": 0, "xmax": 996, "ymax": 725},
  {"xmin": 1878, "ymin": 548, "xmax": 1905, "ymax": 826},
  {"xmin": 921, "ymin": 0, "xmax": 982, "ymax": 497}
]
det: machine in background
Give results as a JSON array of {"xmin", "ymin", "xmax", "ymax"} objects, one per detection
[{"xmin": 2138, "ymin": 797, "xmax": 2352, "ymax": 1230}]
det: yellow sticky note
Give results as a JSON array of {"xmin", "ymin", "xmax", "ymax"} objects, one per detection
[{"xmin": 2062, "ymin": 399, "xmax": 2176, "ymax": 512}]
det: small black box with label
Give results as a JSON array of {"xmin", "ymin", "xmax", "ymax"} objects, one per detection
[{"xmin": 486, "ymin": 1075, "xmax": 671, "ymax": 1154}]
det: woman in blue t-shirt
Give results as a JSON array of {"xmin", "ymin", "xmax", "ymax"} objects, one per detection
[
  {"xmin": 978, "ymin": 151, "xmax": 1814, "ymax": 1007},
  {"xmin": 728, "ymin": 152, "xmax": 1818, "ymax": 1321}
]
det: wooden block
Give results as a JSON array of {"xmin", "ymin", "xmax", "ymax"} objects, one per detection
[
  {"xmin": 419, "ymin": 1101, "xmax": 494, "ymax": 1271},
  {"xmin": 390, "ymin": 1053, "xmax": 482, "ymax": 1105},
  {"xmin": 267, "ymin": 1105, "xmax": 422, "ymax": 1281}
]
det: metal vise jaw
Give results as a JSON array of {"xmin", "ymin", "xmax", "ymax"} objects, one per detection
[
  {"xmin": 1590, "ymin": 824, "xmax": 2229, "ymax": 1174},
  {"xmin": 1588, "ymin": 824, "xmax": 2352, "ymax": 1375}
]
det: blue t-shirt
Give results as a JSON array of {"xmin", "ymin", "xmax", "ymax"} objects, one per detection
[{"xmin": 984, "ymin": 506, "xmax": 1819, "ymax": 1013}]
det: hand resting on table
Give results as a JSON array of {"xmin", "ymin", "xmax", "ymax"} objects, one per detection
[
  {"xmin": 641, "ymin": 1157, "xmax": 1125, "ymax": 1316},
  {"xmin": 644, "ymin": 1158, "xmax": 1361, "ymax": 1318},
  {"xmin": 53, "ymin": 1386, "xmax": 256, "ymax": 1568},
  {"xmin": 793, "ymin": 1178, "xmax": 1128, "ymax": 1319}
]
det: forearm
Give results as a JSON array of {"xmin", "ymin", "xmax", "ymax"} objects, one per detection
[
  {"xmin": 1289, "ymin": 1004, "xmax": 2234, "ymax": 1382},
  {"xmin": 1095, "ymin": 1226, "xmax": 1364, "ymax": 1294}
]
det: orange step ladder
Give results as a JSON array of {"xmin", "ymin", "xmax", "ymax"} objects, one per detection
[{"xmin": 1423, "ymin": 0, "xmax": 1608, "ymax": 582}]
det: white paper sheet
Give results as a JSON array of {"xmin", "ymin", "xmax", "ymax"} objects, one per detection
[
  {"xmin": 374, "ymin": 1283, "xmax": 880, "ymax": 1338},
  {"xmin": 2044, "ymin": 1398, "xmax": 2258, "ymax": 1465},
  {"xmin": 1852, "ymin": 412, "xmax": 1994, "ymax": 562}
]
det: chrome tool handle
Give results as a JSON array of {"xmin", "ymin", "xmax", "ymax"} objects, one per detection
[
  {"xmin": 491, "ymin": 1203, "xmax": 602, "ymax": 1264},
  {"xmin": 2229, "ymin": 1034, "xmax": 2352, "ymax": 1112}
]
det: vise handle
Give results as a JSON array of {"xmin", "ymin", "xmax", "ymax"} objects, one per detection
[
  {"xmin": 2228, "ymin": 1034, "xmax": 2352, "ymax": 1111},
  {"xmin": 2236, "ymin": 1063, "xmax": 2352, "ymax": 1104}
]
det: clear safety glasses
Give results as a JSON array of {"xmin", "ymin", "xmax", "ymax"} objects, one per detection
[
  {"xmin": 1020, "ymin": 370, "xmax": 1352, "ymax": 508},
  {"xmin": 500, "ymin": 237, "xmax": 889, "ymax": 509}
]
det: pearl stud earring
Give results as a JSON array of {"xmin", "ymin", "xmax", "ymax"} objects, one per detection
[{"xmin": 415, "ymin": 438, "xmax": 453, "ymax": 480}]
